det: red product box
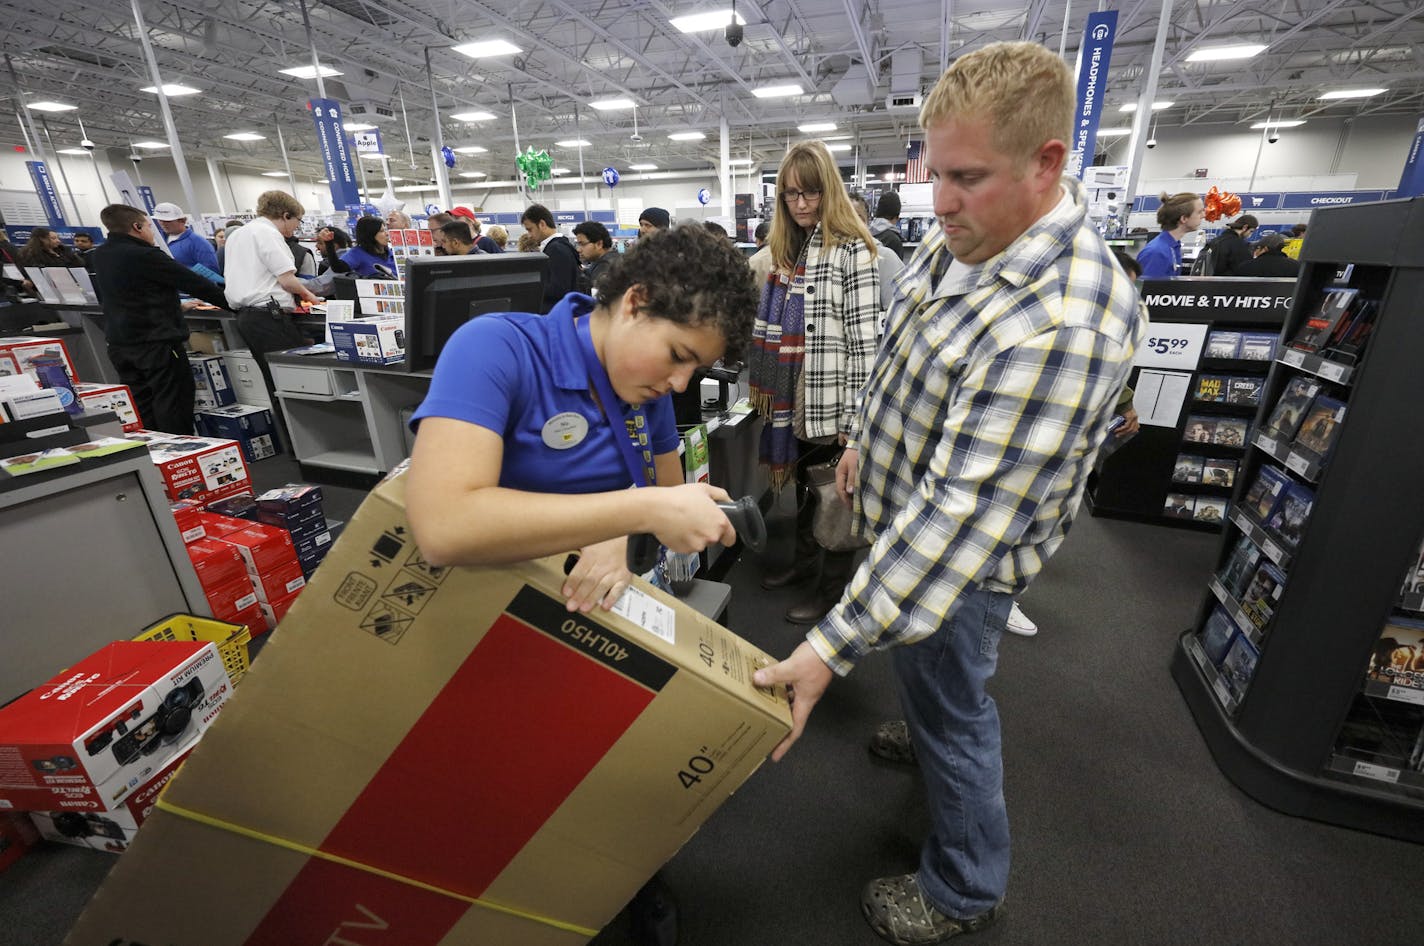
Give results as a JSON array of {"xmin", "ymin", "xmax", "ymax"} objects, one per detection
[
  {"xmin": 0, "ymin": 336, "xmax": 78, "ymax": 385},
  {"xmin": 122, "ymin": 431, "xmax": 252, "ymax": 505},
  {"xmin": 251, "ymin": 559, "xmax": 306, "ymax": 604},
  {"xmin": 185, "ymin": 538, "xmax": 247, "ymax": 592},
  {"xmin": 0, "ymin": 812, "xmax": 39, "ymax": 873},
  {"xmin": 28, "ymin": 749, "xmax": 190, "ymax": 853},
  {"xmin": 0, "ymin": 642, "xmax": 231, "ymax": 812},
  {"xmin": 169, "ymin": 500, "xmax": 205, "ymax": 544},
  {"xmin": 204, "ymin": 572, "xmax": 260, "ymax": 620},
  {"xmin": 258, "ymin": 588, "xmax": 302, "ymax": 631},
  {"xmin": 218, "ymin": 522, "xmax": 300, "ymax": 576},
  {"xmin": 195, "ymin": 512, "xmax": 250, "ymax": 540},
  {"xmin": 230, "ymin": 599, "xmax": 269, "ymax": 637},
  {"xmin": 74, "ymin": 382, "xmax": 142, "ymax": 431}
]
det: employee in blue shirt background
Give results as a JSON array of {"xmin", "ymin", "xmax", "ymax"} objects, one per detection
[
  {"xmin": 152, "ymin": 202, "xmax": 220, "ymax": 274},
  {"xmin": 1135, "ymin": 191, "xmax": 1204, "ymax": 278}
]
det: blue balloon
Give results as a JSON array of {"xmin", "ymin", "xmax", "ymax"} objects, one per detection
[
  {"xmin": 697, "ymin": 187, "xmax": 711, "ymax": 205},
  {"xmin": 441, "ymin": 146, "xmax": 456, "ymax": 168},
  {"xmin": 424, "ymin": 203, "xmax": 440, "ymax": 216},
  {"xmin": 602, "ymin": 166, "xmax": 620, "ymax": 188}
]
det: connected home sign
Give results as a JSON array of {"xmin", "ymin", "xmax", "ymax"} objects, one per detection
[{"xmin": 1068, "ymin": 11, "xmax": 1118, "ymax": 178}]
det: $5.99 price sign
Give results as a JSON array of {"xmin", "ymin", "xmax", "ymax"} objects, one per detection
[{"xmin": 1132, "ymin": 322, "xmax": 1208, "ymax": 370}]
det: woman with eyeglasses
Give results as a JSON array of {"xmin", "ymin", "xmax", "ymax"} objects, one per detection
[{"xmin": 750, "ymin": 139, "xmax": 881, "ymax": 625}]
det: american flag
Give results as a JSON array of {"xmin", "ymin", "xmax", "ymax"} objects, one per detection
[{"xmin": 905, "ymin": 140, "xmax": 929, "ymax": 183}]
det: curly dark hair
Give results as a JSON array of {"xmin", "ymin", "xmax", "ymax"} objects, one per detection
[{"xmin": 597, "ymin": 223, "xmax": 757, "ymax": 363}]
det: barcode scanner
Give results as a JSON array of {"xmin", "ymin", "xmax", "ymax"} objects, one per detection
[{"xmin": 626, "ymin": 497, "xmax": 766, "ymax": 574}]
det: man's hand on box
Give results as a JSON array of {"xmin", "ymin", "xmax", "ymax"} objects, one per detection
[
  {"xmin": 563, "ymin": 535, "xmax": 633, "ymax": 613},
  {"xmin": 752, "ymin": 641, "xmax": 834, "ymax": 762}
]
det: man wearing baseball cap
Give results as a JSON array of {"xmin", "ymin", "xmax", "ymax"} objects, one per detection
[
  {"xmin": 449, "ymin": 207, "xmax": 502, "ymax": 254},
  {"xmin": 152, "ymin": 202, "xmax": 220, "ymax": 274}
]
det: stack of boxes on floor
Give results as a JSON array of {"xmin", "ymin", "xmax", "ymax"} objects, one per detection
[{"xmin": 0, "ymin": 635, "xmax": 237, "ymax": 857}]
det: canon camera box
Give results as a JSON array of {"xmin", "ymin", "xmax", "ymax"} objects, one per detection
[
  {"xmin": 0, "ymin": 642, "xmax": 230, "ymax": 813},
  {"xmin": 65, "ymin": 470, "xmax": 790, "ymax": 946},
  {"xmin": 123, "ymin": 431, "xmax": 252, "ymax": 504},
  {"xmin": 29, "ymin": 749, "xmax": 190, "ymax": 852}
]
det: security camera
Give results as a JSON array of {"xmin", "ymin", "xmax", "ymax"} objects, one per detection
[
  {"xmin": 80, "ymin": 139, "xmax": 95, "ymax": 152},
  {"xmin": 129, "ymin": 154, "xmax": 142, "ymax": 163},
  {"xmin": 1267, "ymin": 131, "xmax": 1280, "ymax": 144},
  {"xmin": 1146, "ymin": 137, "xmax": 1157, "ymax": 149},
  {"xmin": 429, "ymin": 176, "xmax": 438, "ymax": 185},
  {"xmin": 726, "ymin": 22, "xmax": 744, "ymax": 47},
  {"xmin": 630, "ymin": 132, "xmax": 643, "ymax": 142}
]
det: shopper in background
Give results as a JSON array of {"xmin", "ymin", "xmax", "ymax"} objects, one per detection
[
  {"xmin": 426, "ymin": 211, "xmax": 456, "ymax": 255},
  {"xmin": 1281, "ymin": 222, "xmax": 1308, "ymax": 260},
  {"xmin": 0, "ymin": 232, "xmax": 32, "ymax": 295},
  {"xmin": 340, "ymin": 216, "xmax": 397, "ymax": 277},
  {"xmin": 385, "ymin": 209, "xmax": 413, "ymax": 230},
  {"xmin": 486, "ymin": 224, "xmax": 510, "ymax": 250},
  {"xmin": 1201, "ymin": 213, "xmax": 1257, "ymax": 276},
  {"xmin": 748, "ymin": 219, "xmax": 774, "ymax": 286},
  {"xmin": 71, "ymin": 232, "xmax": 96, "ymax": 255},
  {"xmin": 151, "ymin": 203, "xmax": 220, "ymax": 273},
  {"xmin": 516, "ymin": 230, "xmax": 539, "ymax": 253},
  {"xmin": 1136, "ymin": 191, "xmax": 1203, "ymax": 278},
  {"xmin": 404, "ymin": 224, "xmax": 758, "ymax": 946},
  {"xmin": 848, "ymin": 190, "xmax": 906, "ymax": 312},
  {"xmin": 1234, "ymin": 231, "xmax": 1300, "ymax": 277},
  {"xmin": 450, "ymin": 206, "xmax": 502, "ymax": 253},
  {"xmin": 215, "ymin": 222, "xmax": 242, "ymax": 273},
  {"xmin": 752, "ymin": 42, "xmax": 1146, "ymax": 946},
  {"xmin": 870, "ymin": 190, "xmax": 906, "ymax": 261},
  {"xmin": 637, "ymin": 206, "xmax": 670, "ymax": 238},
  {"xmin": 314, "ymin": 226, "xmax": 353, "ymax": 274},
  {"xmin": 521, "ymin": 203, "xmax": 582, "ymax": 313},
  {"xmin": 750, "ymin": 139, "xmax": 880, "ymax": 626},
  {"xmin": 223, "ymin": 190, "xmax": 321, "ymax": 392},
  {"xmin": 89, "ymin": 203, "xmax": 229, "ymax": 435},
  {"xmin": 438, "ymin": 220, "xmax": 481, "ymax": 256},
  {"xmin": 573, "ymin": 219, "xmax": 615, "ymax": 294},
  {"xmin": 16, "ymin": 227, "xmax": 82, "ymax": 269}
]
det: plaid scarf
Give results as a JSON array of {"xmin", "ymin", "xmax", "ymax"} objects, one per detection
[{"xmin": 749, "ymin": 253, "xmax": 807, "ymax": 489}]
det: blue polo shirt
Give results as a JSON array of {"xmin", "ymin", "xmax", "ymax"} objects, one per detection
[
  {"xmin": 166, "ymin": 227, "xmax": 219, "ymax": 272},
  {"xmin": 409, "ymin": 293, "xmax": 679, "ymax": 493},
  {"xmin": 1136, "ymin": 230, "xmax": 1182, "ymax": 278}
]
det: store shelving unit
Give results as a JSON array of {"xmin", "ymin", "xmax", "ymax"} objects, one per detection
[{"xmin": 1171, "ymin": 197, "xmax": 1424, "ymax": 842}]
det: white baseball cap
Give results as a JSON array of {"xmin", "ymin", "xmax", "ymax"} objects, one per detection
[{"xmin": 151, "ymin": 202, "xmax": 187, "ymax": 221}]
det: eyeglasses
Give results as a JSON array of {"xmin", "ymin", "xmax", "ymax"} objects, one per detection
[
  {"xmin": 780, "ymin": 189, "xmax": 822, "ymax": 204},
  {"xmin": 575, "ymin": 238, "xmax": 591, "ymax": 247}
]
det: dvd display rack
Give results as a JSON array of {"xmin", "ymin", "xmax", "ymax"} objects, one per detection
[
  {"xmin": 1171, "ymin": 197, "xmax": 1424, "ymax": 842},
  {"xmin": 1089, "ymin": 277, "xmax": 1292, "ymax": 532}
]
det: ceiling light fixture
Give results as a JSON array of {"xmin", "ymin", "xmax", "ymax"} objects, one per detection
[
  {"xmin": 1119, "ymin": 102, "xmax": 1174, "ymax": 112},
  {"xmin": 798, "ymin": 122, "xmax": 837, "ymax": 133},
  {"xmin": 450, "ymin": 111, "xmax": 496, "ymax": 122},
  {"xmin": 141, "ymin": 84, "xmax": 201, "ymax": 96},
  {"xmin": 343, "ymin": 122, "xmax": 377, "ymax": 131},
  {"xmin": 752, "ymin": 84, "xmax": 803, "ymax": 98},
  {"xmin": 453, "ymin": 145, "xmax": 488, "ymax": 154},
  {"xmin": 261, "ymin": 171, "xmax": 289, "ymax": 177},
  {"xmin": 826, "ymin": 143, "xmax": 852, "ymax": 151},
  {"xmin": 670, "ymin": 10, "xmax": 746, "ymax": 33},
  {"xmin": 555, "ymin": 139, "xmax": 592, "ymax": 148},
  {"xmin": 1250, "ymin": 119, "xmax": 1307, "ymax": 129},
  {"xmin": 56, "ymin": 147, "xmax": 90, "ymax": 155},
  {"xmin": 452, "ymin": 40, "xmax": 522, "ymax": 58},
  {"xmin": 1185, "ymin": 44, "xmax": 1266, "ymax": 62},
  {"xmin": 458, "ymin": 171, "xmax": 487, "ymax": 178},
  {"xmin": 278, "ymin": 65, "xmax": 343, "ymax": 79},
  {"xmin": 224, "ymin": 132, "xmax": 266, "ymax": 141},
  {"xmin": 26, "ymin": 100, "xmax": 78, "ymax": 112},
  {"xmin": 589, "ymin": 98, "xmax": 635, "ymax": 110},
  {"xmin": 669, "ymin": 131, "xmax": 706, "ymax": 141},
  {"xmin": 1095, "ymin": 128, "xmax": 1132, "ymax": 137},
  {"xmin": 630, "ymin": 163, "xmax": 658, "ymax": 171},
  {"xmin": 1318, "ymin": 88, "xmax": 1386, "ymax": 100},
  {"xmin": 131, "ymin": 140, "xmax": 171, "ymax": 149},
  {"xmin": 727, "ymin": 158, "xmax": 754, "ymax": 165},
  {"xmin": 551, "ymin": 167, "xmax": 572, "ymax": 175}
]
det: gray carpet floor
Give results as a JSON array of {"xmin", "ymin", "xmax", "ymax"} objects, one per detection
[{"xmin": 4, "ymin": 458, "xmax": 1420, "ymax": 945}]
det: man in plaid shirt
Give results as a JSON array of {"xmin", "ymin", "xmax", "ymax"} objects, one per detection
[{"xmin": 754, "ymin": 42, "xmax": 1147, "ymax": 945}]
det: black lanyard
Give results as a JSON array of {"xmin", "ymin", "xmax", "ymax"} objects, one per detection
[{"xmin": 575, "ymin": 315, "xmax": 656, "ymax": 488}]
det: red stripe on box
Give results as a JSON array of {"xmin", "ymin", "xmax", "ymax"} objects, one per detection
[
  {"xmin": 248, "ymin": 606, "xmax": 656, "ymax": 941},
  {"xmin": 243, "ymin": 855, "xmax": 466, "ymax": 945}
]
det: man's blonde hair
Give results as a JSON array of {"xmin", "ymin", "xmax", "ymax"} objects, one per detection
[
  {"xmin": 768, "ymin": 139, "xmax": 876, "ymax": 272},
  {"xmin": 256, "ymin": 190, "xmax": 305, "ymax": 220},
  {"xmin": 919, "ymin": 41, "xmax": 1074, "ymax": 161}
]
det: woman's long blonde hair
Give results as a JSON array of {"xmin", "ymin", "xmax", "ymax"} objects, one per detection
[{"xmin": 768, "ymin": 139, "xmax": 877, "ymax": 272}]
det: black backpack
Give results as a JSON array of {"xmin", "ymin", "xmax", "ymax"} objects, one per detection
[{"xmin": 1189, "ymin": 238, "xmax": 1220, "ymax": 277}]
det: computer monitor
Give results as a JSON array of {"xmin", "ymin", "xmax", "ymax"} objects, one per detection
[{"xmin": 402, "ymin": 252, "xmax": 548, "ymax": 373}]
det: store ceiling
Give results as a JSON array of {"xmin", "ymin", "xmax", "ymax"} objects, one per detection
[{"xmin": 3, "ymin": 0, "xmax": 1423, "ymax": 191}]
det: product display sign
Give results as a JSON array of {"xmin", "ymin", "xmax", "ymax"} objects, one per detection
[
  {"xmin": 1279, "ymin": 190, "xmax": 1387, "ymax": 209},
  {"xmin": 1131, "ymin": 321, "xmax": 1209, "ymax": 370},
  {"xmin": 353, "ymin": 129, "xmax": 384, "ymax": 155},
  {"xmin": 109, "ymin": 169, "xmax": 141, "ymax": 209},
  {"xmin": 1138, "ymin": 279, "xmax": 1294, "ymax": 322},
  {"xmin": 25, "ymin": 161, "xmax": 66, "ymax": 227},
  {"xmin": 1066, "ymin": 10, "xmax": 1118, "ymax": 178},
  {"xmin": 1397, "ymin": 114, "xmax": 1424, "ymax": 198},
  {"xmin": 308, "ymin": 97, "xmax": 362, "ymax": 210},
  {"xmin": 137, "ymin": 185, "xmax": 157, "ymax": 212}
]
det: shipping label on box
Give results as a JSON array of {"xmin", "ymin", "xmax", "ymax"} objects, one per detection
[
  {"xmin": 66, "ymin": 470, "xmax": 790, "ymax": 946},
  {"xmin": 30, "ymin": 749, "xmax": 189, "ymax": 852},
  {"xmin": 330, "ymin": 316, "xmax": 406, "ymax": 365},
  {"xmin": 169, "ymin": 500, "xmax": 206, "ymax": 544},
  {"xmin": 0, "ymin": 642, "xmax": 230, "ymax": 812},
  {"xmin": 74, "ymin": 382, "xmax": 142, "ymax": 431},
  {"xmin": 125, "ymin": 431, "xmax": 252, "ymax": 504}
]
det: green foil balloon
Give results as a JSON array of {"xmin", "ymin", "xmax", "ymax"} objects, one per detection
[{"xmin": 516, "ymin": 147, "xmax": 553, "ymax": 190}]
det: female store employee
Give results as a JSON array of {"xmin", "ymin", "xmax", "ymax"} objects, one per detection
[{"xmin": 405, "ymin": 223, "xmax": 760, "ymax": 613}]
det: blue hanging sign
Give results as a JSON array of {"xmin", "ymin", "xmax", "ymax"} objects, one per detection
[
  {"xmin": 602, "ymin": 167, "xmax": 620, "ymax": 188},
  {"xmin": 309, "ymin": 98, "xmax": 362, "ymax": 210},
  {"xmin": 1067, "ymin": 10, "xmax": 1119, "ymax": 179},
  {"xmin": 25, "ymin": 161, "xmax": 67, "ymax": 226},
  {"xmin": 1279, "ymin": 191, "xmax": 1387, "ymax": 209},
  {"xmin": 1397, "ymin": 114, "xmax": 1424, "ymax": 198},
  {"xmin": 137, "ymin": 185, "xmax": 157, "ymax": 212}
]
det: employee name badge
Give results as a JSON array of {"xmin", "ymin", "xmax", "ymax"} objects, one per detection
[{"xmin": 541, "ymin": 411, "xmax": 589, "ymax": 449}]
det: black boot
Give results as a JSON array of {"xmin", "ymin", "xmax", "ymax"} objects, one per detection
[
  {"xmin": 785, "ymin": 549, "xmax": 856, "ymax": 625},
  {"xmin": 629, "ymin": 872, "xmax": 678, "ymax": 946},
  {"xmin": 761, "ymin": 484, "xmax": 821, "ymax": 589}
]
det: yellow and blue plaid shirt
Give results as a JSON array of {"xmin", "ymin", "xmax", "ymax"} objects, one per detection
[{"xmin": 810, "ymin": 178, "xmax": 1148, "ymax": 674}]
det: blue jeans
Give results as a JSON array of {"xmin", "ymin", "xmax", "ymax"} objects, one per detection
[{"xmin": 890, "ymin": 585, "xmax": 1012, "ymax": 919}]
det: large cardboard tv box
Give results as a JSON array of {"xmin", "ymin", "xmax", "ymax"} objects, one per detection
[{"xmin": 66, "ymin": 471, "xmax": 790, "ymax": 946}]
